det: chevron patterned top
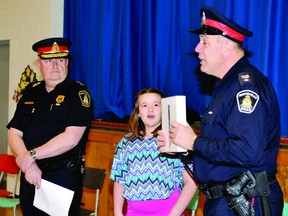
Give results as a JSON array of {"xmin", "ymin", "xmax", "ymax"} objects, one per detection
[{"xmin": 110, "ymin": 135, "xmax": 192, "ymax": 201}]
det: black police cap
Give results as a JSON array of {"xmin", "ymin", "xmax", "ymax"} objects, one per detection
[
  {"xmin": 189, "ymin": 6, "xmax": 253, "ymax": 43},
  {"xmin": 32, "ymin": 37, "xmax": 72, "ymax": 59}
]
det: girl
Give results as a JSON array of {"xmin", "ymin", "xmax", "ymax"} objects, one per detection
[{"xmin": 110, "ymin": 88, "xmax": 197, "ymax": 216}]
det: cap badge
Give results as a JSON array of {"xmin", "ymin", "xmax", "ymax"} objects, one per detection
[
  {"xmin": 201, "ymin": 11, "xmax": 206, "ymax": 26},
  {"xmin": 52, "ymin": 42, "xmax": 61, "ymax": 53}
]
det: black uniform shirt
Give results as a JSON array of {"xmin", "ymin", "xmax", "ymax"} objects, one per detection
[
  {"xmin": 7, "ymin": 79, "xmax": 94, "ymax": 166},
  {"xmin": 193, "ymin": 57, "xmax": 280, "ymax": 184}
]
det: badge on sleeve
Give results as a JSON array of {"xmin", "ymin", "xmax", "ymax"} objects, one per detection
[
  {"xmin": 236, "ymin": 90, "xmax": 259, "ymax": 114},
  {"xmin": 78, "ymin": 90, "xmax": 91, "ymax": 107}
]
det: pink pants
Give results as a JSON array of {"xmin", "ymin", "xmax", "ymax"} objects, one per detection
[{"xmin": 126, "ymin": 189, "xmax": 184, "ymax": 216}]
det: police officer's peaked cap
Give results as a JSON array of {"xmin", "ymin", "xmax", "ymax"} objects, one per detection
[
  {"xmin": 189, "ymin": 6, "xmax": 253, "ymax": 43},
  {"xmin": 32, "ymin": 37, "xmax": 72, "ymax": 59}
]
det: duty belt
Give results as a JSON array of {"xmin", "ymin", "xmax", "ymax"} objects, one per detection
[
  {"xmin": 199, "ymin": 175, "xmax": 276, "ymax": 200},
  {"xmin": 38, "ymin": 158, "xmax": 81, "ymax": 173},
  {"xmin": 199, "ymin": 183, "xmax": 224, "ymax": 200}
]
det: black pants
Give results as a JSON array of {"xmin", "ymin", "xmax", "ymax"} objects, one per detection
[{"xmin": 20, "ymin": 166, "xmax": 83, "ymax": 216}]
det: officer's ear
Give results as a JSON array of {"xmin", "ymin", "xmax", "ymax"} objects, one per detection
[{"xmin": 223, "ymin": 39, "xmax": 236, "ymax": 57}]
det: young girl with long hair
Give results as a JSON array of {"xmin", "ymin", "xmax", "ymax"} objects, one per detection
[{"xmin": 110, "ymin": 88, "xmax": 197, "ymax": 216}]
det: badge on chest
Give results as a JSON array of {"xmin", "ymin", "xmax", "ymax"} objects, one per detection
[{"xmin": 56, "ymin": 95, "xmax": 65, "ymax": 106}]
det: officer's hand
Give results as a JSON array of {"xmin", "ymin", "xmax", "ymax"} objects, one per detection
[
  {"xmin": 170, "ymin": 121, "xmax": 196, "ymax": 150},
  {"xmin": 16, "ymin": 151, "xmax": 35, "ymax": 173},
  {"xmin": 25, "ymin": 163, "xmax": 42, "ymax": 189},
  {"xmin": 157, "ymin": 130, "xmax": 169, "ymax": 152}
]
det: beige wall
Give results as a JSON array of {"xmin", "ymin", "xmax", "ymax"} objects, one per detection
[
  {"xmin": 0, "ymin": 0, "xmax": 64, "ymax": 120},
  {"xmin": 0, "ymin": 0, "xmax": 64, "ymax": 193}
]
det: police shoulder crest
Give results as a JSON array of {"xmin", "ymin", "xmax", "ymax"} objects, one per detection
[
  {"xmin": 78, "ymin": 90, "xmax": 91, "ymax": 107},
  {"xmin": 236, "ymin": 90, "xmax": 259, "ymax": 114}
]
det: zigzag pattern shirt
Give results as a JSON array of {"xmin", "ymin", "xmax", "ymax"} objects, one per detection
[{"xmin": 110, "ymin": 135, "xmax": 190, "ymax": 201}]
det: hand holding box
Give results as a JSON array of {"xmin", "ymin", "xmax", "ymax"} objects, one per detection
[{"xmin": 161, "ymin": 96, "xmax": 187, "ymax": 153}]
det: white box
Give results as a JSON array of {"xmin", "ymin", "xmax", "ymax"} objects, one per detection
[{"xmin": 161, "ymin": 96, "xmax": 187, "ymax": 153}]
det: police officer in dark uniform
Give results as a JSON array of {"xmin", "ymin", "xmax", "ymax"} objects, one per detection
[
  {"xmin": 157, "ymin": 6, "xmax": 283, "ymax": 216},
  {"xmin": 7, "ymin": 37, "xmax": 94, "ymax": 216}
]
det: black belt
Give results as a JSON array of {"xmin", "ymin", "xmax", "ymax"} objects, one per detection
[
  {"xmin": 199, "ymin": 175, "xmax": 276, "ymax": 200},
  {"xmin": 38, "ymin": 161, "xmax": 66, "ymax": 172},
  {"xmin": 199, "ymin": 183, "xmax": 224, "ymax": 199},
  {"xmin": 38, "ymin": 158, "xmax": 81, "ymax": 172}
]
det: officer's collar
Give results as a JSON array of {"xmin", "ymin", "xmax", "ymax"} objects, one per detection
[{"xmin": 217, "ymin": 57, "xmax": 249, "ymax": 85}]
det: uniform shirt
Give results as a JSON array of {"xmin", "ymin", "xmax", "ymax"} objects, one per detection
[
  {"xmin": 110, "ymin": 136, "xmax": 190, "ymax": 201},
  {"xmin": 193, "ymin": 57, "xmax": 280, "ymax": 184},
  {"xmin": 7, "ymin": 79, "xmax": 93, "ymax": 166}
]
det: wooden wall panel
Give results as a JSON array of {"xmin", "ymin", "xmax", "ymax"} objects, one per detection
[
  {"xmin": 81, "ymin": 128, "xmax": 126, "ymax": 216},
  {"xmin": 276, "ymin": 149, "xmax": 288, "ymax": 202}
]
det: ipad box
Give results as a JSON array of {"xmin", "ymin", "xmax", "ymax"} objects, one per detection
[{"xmin": 161, "ymin": 95, "xmax": 187, "ymax": 153}]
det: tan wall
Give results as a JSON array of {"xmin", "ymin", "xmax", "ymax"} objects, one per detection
[
  {"xmin": 0, "ymin": 0, "xmax": 64, "ymax": 120},
  {"xmin": 0, "ymin": 0, "xmax": 64, "ymax": 192}
]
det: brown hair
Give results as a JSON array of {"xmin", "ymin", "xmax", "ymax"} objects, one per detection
[{"xmin": 127, "ymin": 88, "xmax": 165, "ymax": 140}]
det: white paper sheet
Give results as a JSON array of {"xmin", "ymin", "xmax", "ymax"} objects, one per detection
[
  {"xmin": 161, "ymin": 95, "xmax": 187, "ymax": 152},
  {"xmin": 33, "ymin": 179, "xmax": 75, "ymax": 216}
]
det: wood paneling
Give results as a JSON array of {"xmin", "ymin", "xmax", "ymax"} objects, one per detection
[
  {"xmin": 82, "ymin": 125, "xmax": 288, "ymax": 216},
  {"xmin": 276, "ymin": 149, "xmax": 288, "ymax": 202},
  {"xmin": 81, "ymin": 128, "xmax": 126, "ymax": 216}
]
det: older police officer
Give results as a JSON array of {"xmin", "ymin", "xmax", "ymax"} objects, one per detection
[
  {"xmin": 158, "ymin": 6, "xmax": 283, "ymax": 216},
  {"xmin": 7, "ymin": 37, "xmax": 94, "ymax": 216}
]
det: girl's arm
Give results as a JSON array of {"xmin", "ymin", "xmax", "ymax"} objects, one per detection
[
  {"xmin": 169, "ymin": 169, "xmax": 198, "ymax": 216},
  {"xmin": 113, "ymin": 181, "xmax": 125, "ymax": 216}
]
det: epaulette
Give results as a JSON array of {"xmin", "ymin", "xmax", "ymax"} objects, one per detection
[
  {"xmin": 76, "ymin": 81, "xmax": 85, "ymax": 86},
  {"xmin": 32, "ymin": 81, "xmax": 41, "ymax": 88},
  {"xmin": 238, "ymin": 72, "xmax": 254, "ymax": 86}
]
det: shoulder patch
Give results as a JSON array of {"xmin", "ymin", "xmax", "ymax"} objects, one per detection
[
  {"xmin": 238, "ymin": 72, "xmax": 253, "ymax": 86},
  {"xmin": 236, "ymin": 90, "xmax": 259, "ymax": 114},
  {"xmin": 78, "ymin": 90, "xmax": 91, "ymax": 107}
]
